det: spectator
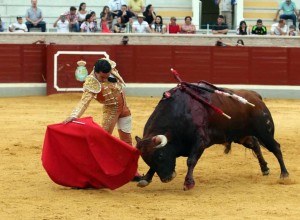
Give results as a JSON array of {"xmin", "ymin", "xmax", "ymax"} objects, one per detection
[
  {"xmin": 143, "ymin": 4, "xmax": 156, "ymax": 25},
  {"xmin": 64, "ymin": 6, "xmax": 80, "ymax": 32},
  {"xmin": 9, "ymin": 16, "xmax": 28, "ymax": 32},
  {"xmin": 128, "ymin": 0, "xmax": 144, "ymax": 17},
  {"xmin": 151, "ymin": 15, "xmax": 166, "ymax": 34},
  {"xmin": 80, "ymin": 14, "xmax": 96, "ymax": 33},
  {"xmin": 25, "ymin": 0, "xmax": 46, "ymax": 32},
  {"xmin": 215, "ymin": 39, "xmax": 232, "ymax": 46},
  {"xmin": 132, "ymin": 13, "xmax": 151, "ymax": 33},
  {"xmin": 288, "ymin": 24, "xmax": 297, "ymax": 36},
  {"xmin": 0, "ymin": 17, "xmax": 5, "ymax": 32},
  {"xmin": 53, "ymin": 14, "xmax": 69, "ymax": 33},
  {"xmin": 236, "ymin": 39, "xmax": 245, "ymax": 46},
  {"xmin": 181, "ymin": 16, "xmax": 196, "ymax": 34},
  {"xmin": 108, "ymin": 0, "xmax": 127, "ymax": 18},
  {"xmin": 90, "ymin": 11, "xmax": 99, "ymax": 32},
  {"xmin": 236, "ymin": 20, "xmax": 249, "ymax": 35},
  {"xmin": 271, "ymin": 19, "xmax": 288, "ymax": 36},
  {"xmin": 114, "ymin": 16, "xmax": 126, "ymax": 33},
  {"xmin": 117, "ymin": 5, "xmax": 133, "ymax": 24},
  {"xmin": 217, "ymin": 0, "xmax": 233, "ymax": 29},
  {"xmin": 212, "ymin": 15, "xmax": 228, "ymax": 35},
  {"xmin": 100, "ymin": 6, "xmax": 113, "ymax": 30},
  {"xmin": 251, "ymin": 19, "xmax": 267, "ymax": 35},
  {"xmin": 77, "ymin": 2, "xmax": 88, "ymax": 27},
  {"xmin": 168, "ymin": 16, "xmax": 180, "ymax": 34},
  {"xmin": 274, "ymin": 0, "xmax": 298, "ymax": 27}
]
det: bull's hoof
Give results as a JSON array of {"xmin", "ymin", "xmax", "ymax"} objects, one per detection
[
  {"xmin": 183, "ymin": 180, "xmax": 195, "ymax": 191},
  {"xmin": 137, "ymin": 180, "xmax": 150, "ymax": 187},
  {"xmin": 280, "ymin": 172, "xmax": 289, "ymax": 179},
  {"xmin": 183, "ymin": 183, "xmax": 195, "ymax": 191},
  {"xmin": 262, "ymin": 168, "xmax": 270, "ymax": 176}
]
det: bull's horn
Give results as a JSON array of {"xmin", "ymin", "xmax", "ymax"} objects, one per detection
[{"xmin": 154, "ymin": 135, "xmax": 168, "ymax": 149}]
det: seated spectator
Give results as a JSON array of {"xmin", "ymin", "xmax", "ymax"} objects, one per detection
[
  {"xmin": 117, "ymin": 5, "xmax": 133, "ymax": 24},
  {"xmin": 100, "ymin": 6, "xmax": 113, "ymax": 31},
  {"xmin": 274, "ymin": 0, "xmax": 298, "ymax": 28},
  {"xmin": 114, "ymin": 16, "xmax": 126, "ymax": 33},
  {"xmin": 53, "ymin": 14, "xmax": 69, "ymax": 33},
  {"xmin": 151, "ymin": 15, "xmax": 166, "ymax": 34},
  {"xmin": 271, "ymin": 19, "xmax": 288, "ymax": 36},
  {"xmin": 64, "ymin": 6, "xmax": 80, "ymax": 32},
  {"xmin": 143, "ymin": 4, "xmax": 156, "ymax": 25},
  {"xmin": 212, "ymin": 15, "xmax": 228, "ymax": 35},
  {"xmin": 251, "ymin": 19, "xmax": 267, "ymax": 35},
  {"xmin": 168, "ymin": 16, "xmax": 180, "ymax": 34},
  {"xmin": 80, "ymin": 14, "xmax": 96, "ymax": 33},
  {"xmin": 236, "ymin": 20, "xmax": 249, "ymax": 35},
  {"xmin": 0, "ymin": 17, "xmax": 5, "ymax": 32},
  {"xmin": 77, "ymin": 2, "xmax": 88, "ymax": 27},
  {"xmin": 181, "ymin": 16, "xmax": 196, "ymax": 34},
  {"xmin": 25, "ymin": 0, "xmax": 46, "ymax": 32},
  {"xmin": 9, "ymin": 16, "xmax": 28, "ymax": 32},
  {"xmin": 132, "ymin": 13, "xmax": 151, "ymax": 33},
  {"xmin": 128, "ymin": 0, "xmax": 144, "ymax": 17},
  {"xmin": 108, "ymin": 0, "xmax": 126, "ymax": 18},
  {"xmin": 288, "ymin": 24, "xmax": 297, "ymax": 36},
  {"xmin": 90, "ymin": 11, "xmax": 99, "ymax": 32}
]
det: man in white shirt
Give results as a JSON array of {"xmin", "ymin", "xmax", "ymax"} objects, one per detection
[
  {"xmin": 271, "ymin": 19, "xmax": 288, "ymax": 35},
  {"xmin": 132, "ymin": 13, "xmax": 151, "ymax": 33},
  {"xmin": 9, "ymin": 16, "xmax": 28, "ymax": 32},
  {"xmin": 217, "ymin": 0, "xmax": 234, "ymax": 29},
  {"xmin": 53, "ymin": 14, "xmax": 70, "ymax": 33}
]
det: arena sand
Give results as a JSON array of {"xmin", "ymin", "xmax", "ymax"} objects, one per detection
[{"xmin": 0, "ymin": 94, "xmax": 299, "ymax": 220}]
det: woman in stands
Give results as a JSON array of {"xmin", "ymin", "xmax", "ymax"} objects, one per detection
[
  {"xmin": 114, "ymin": 17, "xmax": 126, "ymax": 33},
  {"xmin": 236, "ymin": 20, "xmax": 249, "ymax": 35},
  {"xmin": 143, "ymin": 4, "xmax": 156, "ymax": 25},
  {"xmin": 100, "ymin": 6, "xmax": 113, "ymax": 32},
  {"xmin": 80, "ymin": 14, "xmax": 96, "ymax": 33},
  {"xmin": 151, "ymin": 15, "xmax": 166, "ymax": 34},
  {"xmin": 77, "ymin": 2, "xmax": 88, "ymax": 27},
  {"xmin": 181, "ymin": 16, "xmax": 196, "ymax": 34}
]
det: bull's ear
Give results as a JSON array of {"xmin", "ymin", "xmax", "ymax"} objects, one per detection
[{"xmin": 135, "ymin": 136, "xmax": 142, "ymax": 143}]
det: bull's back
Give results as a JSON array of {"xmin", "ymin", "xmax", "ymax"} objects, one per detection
[{"xmin": 206, "ymin": 89, "xmax": 270, "ymax": 141}]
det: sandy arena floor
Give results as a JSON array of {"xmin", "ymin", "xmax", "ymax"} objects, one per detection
[{"xmin": 0, "ymin": 93, "xmax": 299, "ymax": 220}]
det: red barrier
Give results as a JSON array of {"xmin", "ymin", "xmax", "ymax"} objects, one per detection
[
  {"xmin": 0, "ymin": 44, "xmax": 46, "ymax": 83},
  {"xmin": 1, "ymin": 44, "xmax": 300, "ymax": 94}
]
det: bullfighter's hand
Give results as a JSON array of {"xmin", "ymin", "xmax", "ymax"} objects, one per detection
[{"xmin": 63, "ymin": 116, "xmax": 77, "ymax": 124}]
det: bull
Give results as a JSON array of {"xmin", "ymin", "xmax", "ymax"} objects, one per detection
[{"xmin": 135, "ymin": 81, "xmax": 289, "ymax": 190}]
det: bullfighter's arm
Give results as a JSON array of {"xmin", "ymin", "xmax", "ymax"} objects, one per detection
[
  {"xmin": 69, "ymin": 91, "xmax": 95, "ymax": 119},
  {"xmin": 64, "ymin": 75, "xmax": 101, "ymax": 123}
]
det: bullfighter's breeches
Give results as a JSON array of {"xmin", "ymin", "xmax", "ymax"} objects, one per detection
[{"xmin": 102, "ymin": 93, "xmax": 132, "ymax": 145}]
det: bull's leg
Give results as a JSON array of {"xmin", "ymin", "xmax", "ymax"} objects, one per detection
[
  {"xmin": 137, "ymin": 168, "xmax": 155, "ymax": 188},
  {"xmin": 258, "ymin": 136, "xmax": 289, "ymax": 178},
  {"xmin": 184, "ymin": 146, "xmax": 205, "ymax": 191},
  {"xmin": 239, "ymin": 136, "xmax": 270, "ymax": 175}
]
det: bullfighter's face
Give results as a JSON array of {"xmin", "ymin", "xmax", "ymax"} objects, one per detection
[{"xmin": 136, "ymin": 136, "xmax": 177, "ymax": 183}]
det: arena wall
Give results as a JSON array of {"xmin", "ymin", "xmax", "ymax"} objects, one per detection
[{"xmin": 1, "ymin": 34, "xmax": 300, "ymax": 98}]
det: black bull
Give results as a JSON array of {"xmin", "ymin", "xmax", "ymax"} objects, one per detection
[{"xmin": 135, "ymin": 84, "xmax": 289, "ymax": 190}]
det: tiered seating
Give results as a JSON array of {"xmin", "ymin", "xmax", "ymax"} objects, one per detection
[
  {"xmin": 243, "ymin": 0, "xmax": 279, "ymax": 32},
  {"xmin": 0, "ymin": 0, "xmax": 193, "ymax": 32}
]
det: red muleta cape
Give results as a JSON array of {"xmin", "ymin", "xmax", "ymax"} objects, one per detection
[{"xmin": 42, "ymin": 117, "xmax": 140, "ymax": 190}]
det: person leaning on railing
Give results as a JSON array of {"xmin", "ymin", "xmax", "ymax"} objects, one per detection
[{"xmin": 251, "ymin": 19, "xmax": 267, "ymax": 35}]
